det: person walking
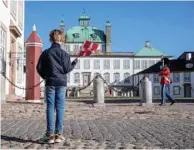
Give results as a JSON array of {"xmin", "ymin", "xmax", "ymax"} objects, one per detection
[
  {"xmin": 158, "ymin": 58, "xmax": 176, "ymax": 106},
  {"xmin": 36, "ymin": 29, "xmax": 78, "ymax": 144}
]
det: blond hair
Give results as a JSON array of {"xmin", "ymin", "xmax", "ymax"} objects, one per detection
[{"xmin": 49, "ymin": 29, "xmax": 64, "ymax": 43}]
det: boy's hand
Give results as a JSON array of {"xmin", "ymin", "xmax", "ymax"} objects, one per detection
[{"xmin": 72, "ymin": 58, "xmax": 78, "ymax": 66}]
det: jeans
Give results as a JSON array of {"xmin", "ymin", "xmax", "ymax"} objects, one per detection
[
  {"xmin": 45, "ymin": 86, "xmax": 66, "ymax": 136},
  {"xmin": 161, "ymin": 84, "xmax": 174, "ymax": 104}
]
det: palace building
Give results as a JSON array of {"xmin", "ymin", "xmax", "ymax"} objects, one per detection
[{"xmin": 57, "ymin": 12, "xmax": 177, "ymax": 97}]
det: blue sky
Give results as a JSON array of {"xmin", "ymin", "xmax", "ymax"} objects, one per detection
[{"xmin": 25, "ymin": 1, "xmax": 194, "ymax": 57}]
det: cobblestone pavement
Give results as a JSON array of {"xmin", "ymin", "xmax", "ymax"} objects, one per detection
[{"xmin": 1, "ymin": 102, "xmax": 194, "ymax": 149}]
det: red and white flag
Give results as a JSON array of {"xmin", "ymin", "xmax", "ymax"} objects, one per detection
[{"xmin": 77, "ymin": 41, "xmax": 99, "ymax": 57}]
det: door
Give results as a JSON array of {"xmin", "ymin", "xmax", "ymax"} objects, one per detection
[
  {"xmin": 83, "ymin": 73, "xmax": 90, "ymax": 86},
  {"xmin": 184, "ymin": 84, "xmax": 191, "ymax": 97}
]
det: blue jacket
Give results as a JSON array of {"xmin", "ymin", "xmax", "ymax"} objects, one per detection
[{"xmin": 36, "ymin": 43, "xmax": 75, "ymax": 86}]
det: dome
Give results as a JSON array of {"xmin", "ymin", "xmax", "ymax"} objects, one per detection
[
  {"xmin": 65, "ymin": 26, "xmax": 106, "ymax": 43},
  {"xmin": 79, "ymin": 13, "xmax": 90, "ymax": 20}
]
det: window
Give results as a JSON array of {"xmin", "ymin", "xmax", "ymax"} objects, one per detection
[
  {"xmin": 18, "ymin": 1, "xmax": 23, "ymax": 30},
  {"xmin": 123, "ymin": 60, "xmax": 130, "ymax": 69},
  {"xmin": 184, "ymin": 72, "xmax": 191, "ymax": 82},
  {"xmin": 11, "ymin": 0, "xmax": 17, "ymax": 20},
  {"xmin": 94, "ymin": 60, "xmax": 100, "ymax": 69},
  {"xmin": 113, "ymin": 60, "xmax": 120, "ymax": 69},
  {"xmin": 134, "ymin": 60, "xmax": 140, "ymax": 69},
  {"xmin": 154, "ymin": 86, "xmax": 160, "ymax": 95},
  {"xmin": 114, "ymin": 73, "xmax": 120, "ymax": 83},
  {"xmin": 173, "ymin": 73, "xmax": 180, "ymax": 83},
  {"xmin": 104, "ymin": 72, "xmax": 110, "ymax": 83},
  {"xmin": 74, "ymin": 59, "xmax": 80, "ymax": 69},
  {"xmin": 124, "ymin": 73, "xmax": 130, "ymax": 84},
  {"xmin": 141, "ymin": 60, "xmax": 148, "ymax": 69},
  {"xmin": 74, "ymin": 73, "xmax": 80, "ymax": 83},
  {"xmin": 153, "ymin": 74, "xmax": 159, "ymax": 83},
  {"xmin": 73, "ymin": 45, "xmax": 79, "ymax": 53},
  {"xmin": 0, "ymin": 27, "xmax": 6, "ymax": 73},
  {"xmin": 16, "ymin": 46, "xmax": 23, "ymax": 84},
  {"xmin": 149, "ymin": 60, "xmax": 155, "ymax": 67},
  {"xmin": 67, "ymin": 73, "xmax": 70, "ymax": 83},
  {"xmin": 103, "ymin": 60, "xmax": 110, "ymax": 69},
  {"xmin": 173, "ymin": 86, "xmax": 180, "ymax": 95},
  {"xmin": 84, "ymin": 59, "xmax": 90, "ymax": 69},
  {"xmin": 64, "ymin": 45, "xmax": 70, "ymax": 53}
]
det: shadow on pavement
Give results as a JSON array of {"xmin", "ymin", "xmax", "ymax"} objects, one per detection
[
  {"xmin": 68, "ymin": 98, "xmax": 194, "ymax": 104},
  {"xmin": 1, "ymin": 135, "xmax": 37, "ymax": 144}
]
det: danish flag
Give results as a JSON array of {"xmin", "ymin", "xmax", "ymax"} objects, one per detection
[{"xmin": 77, "ymin": 41, "xmax": 99, "ymax": 57}]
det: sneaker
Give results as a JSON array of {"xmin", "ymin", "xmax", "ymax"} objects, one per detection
[
  {"xmin": 170, "ymin": 100, "xmax": 176, "ymax": 106},
  {"xmin": 55, "ymin": 134, "xmax": 65, "ymax": 143},
  {"xmin": 37, "ymin": 134, "xmax": 55, "ymax": 144},
  {"xmin": 159, "ymin": 103, "xmax": 166, "ymax": 106}
]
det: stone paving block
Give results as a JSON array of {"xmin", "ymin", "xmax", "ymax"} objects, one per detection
[
  {"xmin": 77, "ymin": 120, "xmax": 92, "ymax": 140},
  {"xmin": 70, "ymin": 120, "xmax": 82, "ymax": 139},
  {"xmin": 1, "ymin": 102, "xmax": 194, "ymax": 149},
  {"xmin": 85, "ymin": 120, "xmax": 103, "ymax": 142}
]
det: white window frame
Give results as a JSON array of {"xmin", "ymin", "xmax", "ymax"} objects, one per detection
[
  {"xmin": 124, "ymin": 73, "xmax": 130, "ymax": 84},
  {"xmin": 104, "ymin": 72, "xmax": 110, "ymax": 83},
  {"xmin": 114, "ymin": 72, "xmax": 120, "ymax": 83},
  {"xmin": 113, "ymin": 60, "xmax": 120, "ymax": 69},
  {"xmin": 74, "ymin": 72, "xmax": 80, "ymax": 83},
  {"xmin": 84, "ymin": 59, "xmax": 90, "ymax": 69},
  {"xmin": 103, "ymin": 60, "xmax": 110, "ymax": 69},
  {"xmin": 123, "ymin": 60, "xmax": 130, "ymax": 69},
  {"xmin": 94, "ymin": 60, "xmax": 100, "ymax": 69}
]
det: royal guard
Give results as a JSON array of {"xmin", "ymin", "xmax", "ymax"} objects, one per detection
[{"xmin": 158, "ymin": 58, "xmax": 176, "ymax": 106}]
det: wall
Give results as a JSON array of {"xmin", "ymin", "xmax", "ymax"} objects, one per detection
[{"xmin": 0, "ymin": 0, "xmax": 25, "ymax": 98}]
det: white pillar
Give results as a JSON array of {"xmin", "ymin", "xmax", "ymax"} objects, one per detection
[
  {"xmin": 140, "ymin": 76, "xmax": 152, "ymax": 106},
  {"xmin": 131, "ymin": 91, "xmax": 133, "ymax": 97},
  {"xmin": 93, "ymin": 76, "xmax": 104, "ymax": 103},
  {"xmin": 113, "ymin": 91, "xmax": 116, "ymax": 97}
]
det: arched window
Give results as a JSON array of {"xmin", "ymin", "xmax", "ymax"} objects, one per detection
[
  {"xmin": 104, "ymin": 72, "xmax": 110, "ymax": 83},
  {"xmin": 114, "ymin": 73, "xmax": 120, "ymax": 83},
  {"xmin": 124, "ymin": 73, "xmax": 130, "ymax": 84}
]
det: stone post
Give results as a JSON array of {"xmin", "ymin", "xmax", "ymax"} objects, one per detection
[
  {"xmin": 76, "ymin": 91, "xmax": 80, "ymax": 97},
  {"xmin": 93, "ymin": 76, "xmax": 104, "ymax": 104},
  {"xmin": 113, "ymin": 91, "xmax": 116, "ymax": 97},
  {"xmin": 140, "ymin": 76, "xmax": 152, "ymax": 106},
  {"xmin": 131, "ymin": 91, "xmax": 133, "ymax": 97}
]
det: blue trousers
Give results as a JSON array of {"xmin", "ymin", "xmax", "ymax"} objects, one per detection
[
  {"xmin": 161, "ymin": 84, "xmax": 174, "ymax": 104},
  {"xmin": 45, "ymin": 86, "xmax": 66, "ymax": 135}
]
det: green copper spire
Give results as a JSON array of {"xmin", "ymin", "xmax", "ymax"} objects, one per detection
[
  {"xmin": 106, "ymin": 19, "xmax": 111, "ymax": 26},
  {"xmin": 60, "ymin": 13, "xmax": 64, "ymax": 25}
]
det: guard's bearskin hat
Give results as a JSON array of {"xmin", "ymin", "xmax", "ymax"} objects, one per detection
[{"xmin": 162, "ymin": 57, "xmax": 170, "ymax": 67}]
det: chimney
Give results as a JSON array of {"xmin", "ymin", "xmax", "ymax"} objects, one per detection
[
  {"xmin": 145, "ymin": 41, "xmax": 151, "ymax": 47},
  {"xmin": 186, "ymin": 53, "xmax": 192, "ymax": 60}
]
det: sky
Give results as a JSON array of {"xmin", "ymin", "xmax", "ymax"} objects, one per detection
[{"xmin": 25, "ymin": 1, "xmax": 194, "ymax": 58}]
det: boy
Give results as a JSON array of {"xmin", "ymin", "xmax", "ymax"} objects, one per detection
[{"xmin": 36, "ymin": 29, "xmax": 77, "ymax": 143}]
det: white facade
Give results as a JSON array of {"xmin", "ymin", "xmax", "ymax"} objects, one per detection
[
  {"xmin": 0, "ymin": 0, "xmax": 25, "ymax": 101},
  {"xmin": 68, "ymin": 55, "xmax": 162, "ymax": 87}
]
